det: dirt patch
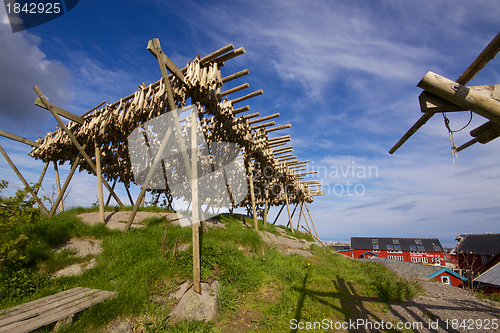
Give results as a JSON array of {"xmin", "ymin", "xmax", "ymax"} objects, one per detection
[{"xmin": 77, "ymin": 211, "xmax": 175, "ymax": 231}]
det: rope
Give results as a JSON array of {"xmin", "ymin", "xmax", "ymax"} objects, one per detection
[{"xmin": 442, "ymin": 111, "xmax": 472, "ymax": 164}]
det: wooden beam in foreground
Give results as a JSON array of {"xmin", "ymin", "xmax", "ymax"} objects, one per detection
[{"xmin": 0, "ymin": 129, "xmax": 40, "ymax": 147}]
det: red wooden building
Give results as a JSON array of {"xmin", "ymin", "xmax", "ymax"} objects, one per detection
[
  {"xmin": 339, "ymin": 237, "xmax": 445, "ymax": 265},
  {"xmin": 455, "ymin": 233, "xmax": 500, "ymax": 275}
]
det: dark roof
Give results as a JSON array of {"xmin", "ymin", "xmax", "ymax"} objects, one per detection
[
  {"xmin": 475, "ymin": 261, "xmax": 500, "ymax": 287},
  {"xmin": 351, "ymin": 237, "xmax": 443, "ymax": 253},
  {"xmin": 456, "ymin": 234, "xmax": 500, "ymax": 256}
]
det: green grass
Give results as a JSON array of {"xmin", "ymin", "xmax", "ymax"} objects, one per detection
[{"xmin": 0, "ymin": 207, "xmax": 420, "ymax": 332}]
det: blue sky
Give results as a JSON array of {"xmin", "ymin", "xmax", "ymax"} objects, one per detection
[{"xmin": 1, "ymin": 0, "xmax": 500, "ymax": 244}]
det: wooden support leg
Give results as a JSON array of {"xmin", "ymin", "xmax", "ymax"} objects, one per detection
[
  {"xmin": 34, "ymin": 161, "xmax": 49, "ymax": 195},
  {"xmin": 296, "ymin": 204, "xmax": 302, "ymax": 230},
  {"xmin": 284, "ymin": 187, "xmax": 294, "ymax": 234},
  {"xmin": 272, "ymin": 203, "xmax": 285, "ymax": 225},
  {"xmin": 304, "ymin": 202, "xmax": 324, "ymax": 246},
  {"xmin": 53, "ymin": 162, "xmax": 64, "ymax": 212},
  {"xmin": 124, "ymin": 183, "xmax": 134, "ymax": 206},
  {"xmin": 247, "ymin": 161, "xmax": 258, "ymax": 232},
  {"xmin": 105, "ymin": 179, "xmax": 117, "ymax": 206},
  {"xmin": 124, "ymin": 127, "xmax": 172, "ymax": 231},
  {"xmin": 0, "ymin": 144, "xmax": 50, "ymax": 216},
  {"xmin": 141, "ymin": 194, "xmax": 145, "ymax": 208},
  {"xmin": 33, "ymin": 86, "xmax": 124, "ymax": 207},
  {"xmin": 299, "ymin": 201, "xmax": 315, "ymax": 241},
  {"xmin": 50, "ymin": 146, "xmax": 86, "ymax": 216},
  {"xmin": 263, "ymin": 188, "xmax": 269, "ymax": 227},
  {"xmin": 95, "ymin": 137, "xmax": 105, "ymax": 224}
]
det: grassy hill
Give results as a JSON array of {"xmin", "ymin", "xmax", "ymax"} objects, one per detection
[{"xmin": 0, "ymin": 202, "xmax": 419, "ymax": 332}]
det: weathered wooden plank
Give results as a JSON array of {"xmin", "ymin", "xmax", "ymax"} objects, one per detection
[
  {"xmin": 147, "ymin": 39, "xmax": 185, "ymax": 81},
  {"xmin": 418, "ymin": 91, "xmax": 467, "ymax": 113},
  {"xmin": 1, "ymin": 290, "xmax": 117, "ymax": 333},
  {"xmin": 269, "ymin": 135, "xmax": 290, "ymax": 142},
  {"xmin": 35, "ymin": 98, "xmax": 84, "ymax": 124},
  {"xmin": 0, "ymin": 289, "xmax": 100, "ymax": 328},
  {"xmin": 0, "ymin": 288, "xmax": 85, "ymax": 316},
  {"xmin": 190, "ymin": 111, "xmax": 201, "ymax": 294},
  {"xmin": 0, "ymin": 129, "xmax": 40, "ymax": 147}
]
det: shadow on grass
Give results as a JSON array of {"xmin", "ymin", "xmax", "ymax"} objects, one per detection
[{"xmin": 291, "ymin": 274, "xmax": 397, "ymax": 333}]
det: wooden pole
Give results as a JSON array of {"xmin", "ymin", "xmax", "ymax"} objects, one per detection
[
  {"xmin": 247, "ymin": 160, "xmax": 259, "ymax": 232},
  {"xmin": 49, "ymin": 146, "xmax": 85, "ymax": 216},
  {"xmin": 124, "ymin": 127, "xmax": 172, "ymax": 231},
  {"xmin": 191, "ymin": 111, "xmax": 201, "ymax": 294},
  {"xmin": 417, "ymin": 71, "xmax": 500, "ymax": 125},
  {"xmin": 33, "ymin": 86, "xmax": 124, "ymax": 207},
  {"xmin": 34, "ymin": 161, "xmax": 49, "ymax": 195},
  {"xmin": 105, "ymin": 179, "xmax": 117, "ymax": 206},
  {"xmin": 284, "ymin": 185, "xmax": 294, "ymax": 234},
  {"xmin": 53, "ymin": 162, "xmax": 64, "ymax": 212},
  {"xmin": 304, "ymin": 202, "xmax": 323, "ymax": 245},
  {"xmin": 0, "ymin": 144, "xmax": 49, "ymax": 216},
  {"xmin": 263, "ymin": 187, "xmax": 269, "ymax": 227},
  {"xmin": 296, "ymin": 204, "xmax": 302, "ymax": 230},
  {"xmin": 272, "ymin": 203, "xmax": 285, "ymax": 225},
  {"xmin": 299, "ymin": 201, "xmax": 315, "ymax": 240},
  {"xmin": 95, "ymin": 137, "xmax": 105, "ymax": 224},
  {"xmin": 124, "ymin": 184, "xmax": 134, "ymax": 206}
]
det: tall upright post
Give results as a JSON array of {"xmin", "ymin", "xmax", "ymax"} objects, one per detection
[
  {"xmin": 95, "ymin": 136, "xmax": 105, "ymax": 224},
  {"xmin": 263, "ymin": 187, "xmax": 269, "ymax": 227},
  {"xmin": 34, "ymin": 161, "xmax": 49, "ymax": 195},
  {"xmin": 284, "ymin": 184, "xmax": 294, "ymax": 234},
  {"xmin": 304, "ymin": 202, "xmax": 323, "ymax": 245},
  {"xmin": 53, "ymin": 162, "xmax": 64, "ymax": 212},
  {"xmin": 247, "ymin": 159, "xmax": 259, "ymax": 231},
  {"xmin": 299, "ymin": 201, "xmax": 315, "ymax": 240},
  {"xmin": 191, "ymin": 111, "xmax": 201, "ymax": 294}
]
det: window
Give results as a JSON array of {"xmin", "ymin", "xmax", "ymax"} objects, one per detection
[
  {"xmin": 481, "ymin": 255, "xmax": 490, "ymax": 265},
  {"xmin": 372, "ymin": 239, "xmax": 378, "ymax": 244},
  {"xmin": 415, "ymin": 239, "xmax": 422, "ymax": 245},
  {"xmin": 417, "ymin": 246, "xmax": 426, "ymax": 252},
  {"xmin": 387, "ymin": 245, "xmax": 394, "ymax": 251},
  {"xmin": 411, "ymin": 257, "xmax": 429, "ymax": 264},
  {"xmin": 393, "ymin": 239, "xmax": 399, "ymax": 244},
  {"xmin": 388, "ymin": 255, "xmax": 404, "ymax": 261},
  {"xmin": 373, "ymin": 245, "xmax": 379, "ymax": 250},
  {"xmin": 394, "ymin": 245, "xmax": 401, "ymax": 251},
  {"xmin": 409, "ymin": 245, "xmax": 417, "ymax": 251},
  {"xmin": 432, "ymin": 258, "xmax": 441, "ymax": 265},
  {"xmin": 441, "ymin": 276, "xmax": 450, "ymax": 285}
]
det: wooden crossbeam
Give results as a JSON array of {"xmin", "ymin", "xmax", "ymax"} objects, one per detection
[
  {"xmin": 269, "ymin": 135, "xmax": 290, "ymax": 142},
  {"xmin": 35, "ymin": 98, "xmax": 84, "ymax": 124},
  {"xmin": 81, "ymin": 101, "xmax": 106, "ymax": 118},
  {"xmin": 266, "ymin": 124, "xmax": 291, "ymax": 133},
  {"xmin": 33, "ymin": 86, "xmax": 124, "ymax": 208},
  {"xmin": 273, "ymin": 149, "xmax": 293, "ymax": 156},
  {"xmin": 233, "ymin": 105, "xmax": 250, "ymax": 114},
  {"xmin": 272, "ymin": 145, "xmax": 292, "ymax": 152},
  {"xmin": 231, "ymin": 89, "xmax": 263, "ymax": 104},
  {"xmin": 0, "ymin": 129, "xmax": 40, "ymax": 147},
  {"xmin": 220, "ymin": 83, "xmax": 249, "ymax": 97},
  {"xmin": 200, "ymin": 44, "xmax": 235, "ymax": 65},
  {"xmin": 248, "ymin": 113, "xmax": 280, "ymax": 125},
  {"xmin": 294, "ymin": 171, "xmax": 317, "ymax": 177},
  {"xmin": 222, "ymin": 69, "xmax": 250, "ymax": 83},
  {"xmin": 242, "ymin": 112, "xmax": 260, "ymax": 120},
  {"xmin": 279, "ymin": 156, "xmax": 296, "ymax": 161},
  {"xmin": 251, "ymin": 121, "xmax": 275, "ymax": 130},
  {"xmin": 215, "ymin": 47, "xmax": 246, "ymax": 64},
  {"xmin": 147, "ymin": 40, "xmax": 185, "ymax": 81}
]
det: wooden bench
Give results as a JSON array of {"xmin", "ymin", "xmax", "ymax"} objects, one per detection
[{"xmin": 0, "ymin": 287, "xmax": 118, "ymax": 333}]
